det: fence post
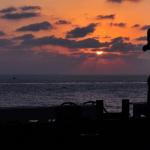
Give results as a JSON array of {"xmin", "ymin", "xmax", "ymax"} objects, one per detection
[
  {"xmin": 122, "ymin": 99, "xmax": 129, "ymax": 119},
  {"xmin": 96, "ymin": 100, "xmax": 103, "ymax": 121}
]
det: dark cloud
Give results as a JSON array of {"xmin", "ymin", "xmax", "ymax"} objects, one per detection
[
  {"xmin": 101, "ymin": 37, "xmax": 142, "ymax": 53},
  {"xmin": 73, "ymin": 38, "xmax": 109, "ymax": 48},
  {"xmin": 96, "ymin": 14, "xmax": 115, "ymax": 20},
  {"xmin": 127, "ymin": 0, "xmax": 141, "ymax": 2},
  {"xmin": 135, "ymin": 36, "xmax": 147, "ymax": 41},
  {"xmin": 21, "ymin": 35, "xmax": 109, "ymax": 49},
  {"xmin": 0, "ymin": 39, "xmax": 14, "ymax": 47},
  {"xmin": 132, "ymin": 24, "xmax": 140, "ymax": 28},
  {"xmin": 0, "ymin": 31, "xmax": 6, "ymax": 36},
  {"xmin": 140, "ymin": 25, "xmax": 150, "ymax": 30},
  {"xmin": 107, "ymin": 0, "xmax": 122, "ymax": 3},
  {"xmin": 0, "ymin": 7, "xmax": 17, "ymax": 13},
  {"xmin": 103, "ymin": 36, "xmax": 111, "ymax": 38},
  {"xmin": 55, "ymin": 20, "xmax": 71, "ymax": 25},
  {"xmin": 107, "ymin": 0, "xmax": 141, "ymax": 3},
  {"xmin": 16, "ymin": 21, "xmax": 53, "ymax": 32},
  {"xmin": 66, "ymin": 23, "xmax": 97, "ymax": 38},
  {"xmin": 110, "ymin": 22, "xmax": 126, "ymax": 27},
  {"xmin": 1, "ymin": 12, "xmax": 40, "ymax": 20},
  {"xmin": 124, "ymin": 37, "xmax": 130, "ymax": 40},
  {"xmin": 20, "ymin": 6, "xmax": 41, "ymax": 11},
  {"xmin": 13, "ymin": 34, "xmax": 34, "ymax": 40},
  {"xmin": 111, "ymin": 37, "xmax": 124, "ymax": 44}
]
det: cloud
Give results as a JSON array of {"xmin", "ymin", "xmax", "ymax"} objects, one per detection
[
  {"xmin": 107, "ymin": 0, "xmax": 141, "ymax": 3},
  {"xmin": 127, "ymin": 0, "xmax": 141, "ymax": 2},
  {"xmin": 20, "ymin": 6, "xmax": 41, "ymax": 11},
  {"xmin": 124, "ymin": 37, "xmax": 130, "ymax": 40},
  {"xmin": 13, "ymin": 34, "xmax": 34, "ymax": 40},
  {"xmin": 16, "ymin": 21, "xmax": 53, "ymax": 32},
  {"xmin": 101, "ymin": 37, "xmax": 142, "ymax": 53},
  {"xmin": 1, "ymin": 12, "xmax": 40, "ymax": 20},
  {"xmin": 107, "ymin": 0, "xmax": 122, "ymax": 3},
  {"xmin": 131, "ymin": 24, "xmax": 140, "ymax": 28},
  {"xmin": 0, "ymin": 37, "xmax": 145, "ymax": 75},
  {"xmin": 0, "ymin": 7, "xmax": 17, "ymax": 13},
  {"xmin": 96, "ymin": 14, "xmax": 115, "ymax": 20},
  {"xmin": 135, "ymin": 36, "xmax": 147, "ymax": 41},
  {"xmin": 21, "ymin": 35, "xmax": 109, "ymax": 49},
  {"xmin": 66, "ymin": 23, "xmax": 98, "ymax": 38},
  {"xmin": 55, "ymin": 20, "xmax": 71, "ymax": 25},
  {"xmin": 0, "ymin": 39, "xmax": 14, "ymax": 47},
  {"xmin": 0, "ymin": 31, "xmax": 6, "ymax": 36},
  {"xmin": 110, "ymin": 22, "xmax": 126, "ymax": 27},
  {"xmin": 140, "ymin": 25, "xmax": 150, "ymax": 30}
]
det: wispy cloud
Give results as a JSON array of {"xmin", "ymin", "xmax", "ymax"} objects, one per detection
[
  {"xmin": 110, "ymin": 22, "xmax": 126, "ymax": 27},
  {"xmin": 13, "ymin": 34, "xmax": 34, "ymax": 40},
  {"xmin": 135, "ymin": 36, "xmax": 147, "ymax": 41},
  {"xmin": 131, "ymin": 24, "xmax": 140, "ymax": 28},
  {"xmin": 55, "ymin": 20, "xmax": 71, "ymax": 25},
  {"xmin": 20, "ymin": 6, "xmax": 41, "ymax": 11},
  {"xmin": 1, "ymin": 12, "xmax": 40, "ymax": 20},
  {"xmin": 0, "ymin": 7, "xmax": 17, "ymax": 13},
  {"xmin": 140, "ymin": 25, "xmax": 150, "ymax": 30},
  {"xmin": 16, "ymin": 21, "xmax": 53, "ymax": 32},
  {"xmin": 107, "ymin": 0, "xmax": 141, "ymax": 3},
  {"xmin": 96, "ymin": 14, "xmax": 115, "ymax": 20}
]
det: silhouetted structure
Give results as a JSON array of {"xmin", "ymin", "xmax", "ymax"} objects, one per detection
[
  {"xmin": 143, "ymin": 28, "xmax": 150, "ymax": 51},
  {"xmin": 147, "ymin": 76, "xmax": 150, "ymax": 107}
]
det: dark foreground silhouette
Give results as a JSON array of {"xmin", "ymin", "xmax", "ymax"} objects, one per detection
[
  {"xmin": 143, "ymin": 28, "xmax": 150, "ymax": 51},
  {"xmin": 0, "ymin": 119, "xmax": 150, "ymax": 150}
]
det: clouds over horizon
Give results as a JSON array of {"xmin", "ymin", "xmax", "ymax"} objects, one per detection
[
  {"xmin": 92, "ymin": 36, "xmax": 142, "ymax": 53},
  {"xmin": 0, "ymin": 34, "xmax": 144, "ymax": 74},
  {"xmin": 0, "ymin": 3, "xmax": 147, "ymax": 75},
  {"xmin": 20, "ymin": 35, "xmax": 109, "ymax": 49}
]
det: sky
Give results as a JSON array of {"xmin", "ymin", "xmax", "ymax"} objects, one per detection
[{"xmin": 0, "ymin": 0, "xmax": 150, "ymax": 75}]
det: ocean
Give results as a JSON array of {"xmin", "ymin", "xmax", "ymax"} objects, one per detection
[{"xmin": 0, "ymin": 75, "xmax": 148, "ymax": 114}]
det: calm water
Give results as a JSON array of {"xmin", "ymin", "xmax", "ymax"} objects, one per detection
[{"xmin": 0, "ymin": 75, "xmax": 148, "ymax": 113}]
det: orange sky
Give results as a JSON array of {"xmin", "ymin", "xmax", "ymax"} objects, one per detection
[{"xmin": 0, "ymin": 0, "xmax": 150, "ymax": 74}]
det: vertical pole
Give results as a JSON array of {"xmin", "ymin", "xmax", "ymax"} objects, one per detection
[
  {"xmin": 96, "ymin": 100, "xmax": 103, "ymax": 121},
  {"xmin": 147, "ymin": 76, "xmax": 150, "ymax": 107},
  {"xmin": 122, "ymin": 99, "xmax": 129, "ymax": 119}
]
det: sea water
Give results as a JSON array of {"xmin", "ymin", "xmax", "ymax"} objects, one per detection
[{"xmin": 0, "ymin": 75, "xmax": 148, "ymax": 114}]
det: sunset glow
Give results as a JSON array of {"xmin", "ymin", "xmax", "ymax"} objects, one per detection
[
  {"xmin": 0, "ymin": 0, "xmax": 149, "ymax": 75},
  {"xmin": 97, "ymin": 51, "xmax": 103, "ymax": 55}
]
